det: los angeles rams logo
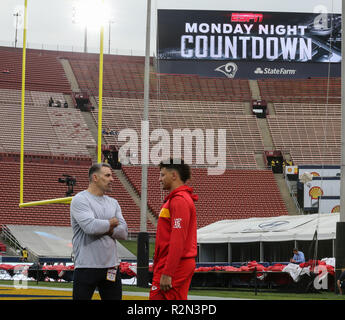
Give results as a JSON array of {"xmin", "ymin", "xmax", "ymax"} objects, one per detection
[{"xmin": 215, "ymin": 62, "xmax": 238, "ymax": 78}]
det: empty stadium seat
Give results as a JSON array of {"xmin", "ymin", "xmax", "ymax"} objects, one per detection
[
  {"xmin": 122, "ymin": 166, "xmax": 289, "ymax": 228},
  {"xmin": 0, "ymin": 89, "xmax": 96, "ymax": 157},
  {"xmin": 0, "ymin": 46, "xmax": 71, "ymax": 93},
  {"xmin": 0, "ymin": 155, "xmax": 155, "ymax": 234},
  {"xmin": 267, "ymin": 115, "xmax": 340, "ymax": 165},
  {"xmin": 68, "ymin": 52, "xmax": 252, "ymax": 101},
  {"xmin": 258, "ymin": 78, "xmax": 340, "ymax": 104},
  {"xmin": 91, "ymin": 97, "xmax": 263, "ymax": 169}
]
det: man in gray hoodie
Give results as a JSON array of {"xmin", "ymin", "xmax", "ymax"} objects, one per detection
[{"xmin": 70, "ymin": 162, "xmax": 128, "ymax": 300}]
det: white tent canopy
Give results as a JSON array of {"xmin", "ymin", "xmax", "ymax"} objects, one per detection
[
  {"xmin": 5, "ymin": 225, "xmax": 136, "ymax": 260},
  {"xmin": 197, "ymin": 213, "xmax": 339, "ymax": 244}
]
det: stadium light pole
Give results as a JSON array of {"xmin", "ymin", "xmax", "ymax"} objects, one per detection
[
  {"xmin": 108, "ymin": 19, "xmax": 114, "ymax": 54},
  {"xmin": 336, "ymin": 1, "xmax": 345, "ymax": 294},
  {"xmin": 73, "ymin": 0, "xmax": 110, "ymax": 54},
  {"xmin": 72, "ymin": 5, "xmax": 88, "ymax": 53},
  {"xmin": 13, "ymin": 11, "xmax": 20, "ymax": 48},
  {"xmin": 137, "ymin": 0, "xmax": 151, "ymax": 288},
  {"xmin": 84, "ymin": 26, "xmax": 87, "ymax": 53}
]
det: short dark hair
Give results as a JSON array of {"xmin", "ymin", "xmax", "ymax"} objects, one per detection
[
  {"xmin": 88, "ymin": 162, "xmax": 112, "ymax": 182},
  {"xmin": 293, "ymin": 248, "xmax": 299, "ymax": 252},
  {"xmin": 159, "ymin": 158, "xmax": 191, "ymax": 183}
]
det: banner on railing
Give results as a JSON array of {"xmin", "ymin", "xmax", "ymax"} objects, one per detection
[
  {"xmin": 318, "ymin": 196, "xmax": 340, "ymax": 213},
  {"xmin": 303, "ymin": 177, "xmax": 340, "ymax": 210}
]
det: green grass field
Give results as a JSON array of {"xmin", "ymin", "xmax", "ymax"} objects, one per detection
[
  {"xmin": 118, "ymin": 239, "xmax": 156, "ymax": 259},
  {"xmin": 2, "ymin": 242, "xmax": 341, "ymax": 300},
  {"xmin": 115, "ymin": 240, "xmax": 345, "ymax": 300},
  {"xmin": 1, "ymin": 280, "xmax": 344, "ymax": 300}
]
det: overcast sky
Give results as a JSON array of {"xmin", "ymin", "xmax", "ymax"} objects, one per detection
[{"xmin": 0, "ymin": 0, "xmax": 341, "ymax": 55}]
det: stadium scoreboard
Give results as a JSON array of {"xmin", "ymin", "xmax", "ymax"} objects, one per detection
[{"xmin": 157, "ymin": 10, "xmax": 341, "ymax": 79}]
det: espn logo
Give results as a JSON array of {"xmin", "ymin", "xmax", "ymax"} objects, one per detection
[{"xmin": 231, "ymin": 13, "xmax": 263, "ymax": 23}]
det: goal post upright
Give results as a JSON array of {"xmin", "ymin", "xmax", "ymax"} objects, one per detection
[
  {"xmin": 97, "ymin": 0, "xmax": 105, "ymax": 164},
  {"xmin": 19, "ymin": 0, "xmax": 28, "ymax": 205},
  {"xmin": 19, "ymin": 0, "xmax": 106, "ymax": 208}
]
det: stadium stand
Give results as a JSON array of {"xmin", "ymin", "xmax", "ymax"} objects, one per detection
[
  {"xmin": 99, "ymin": 96, "xmax": 247, "ymax": 115},
  {"xmin": 257, "ymin": 78, "xmax": 341, "ymax": 104},
  {"xmin": 92, "ymin": 97, "xmax": 262, "ymax": 168},
  {"xmin": 68, "ymin": 53, "xmax": 147, "ymax": 98},
  {"xmin": 67, "ymin": 52, "xmax": 261, "ymax": 172},
  {"xmin": 0, "ymin": 46, "xmax": 298, "ymax": 253},
  {"xmin": 0, "ymin": 156, "xmax": 89, "ymax": 226},
  {"xmin": 258, "ymin": 77, "xmax": 341, "ymax": 166},
  {"xmin": 157, "ymin": 73, "xmax": 252, "ymax": 102},
  {"xmin": 0, "ymin": 88, "xmax": 95, "ymax": 157},
  {"xmin": 68, "ymin": 52, "xmax": 252, "ymax": 101},
  {"xmin": 122, "ymin": 166, "xmax": 289, "ymax": 228},
  {"xmin": 267, "ymin": 116, "xmax": 340, "ymax": 149},
  {"xmin": 267, "ymin": 115, "xmax": 340, "ymax": 165},
  {"xmin": 289, "ymin": 148, "xmax": 340, "ymax": 165},
  {"xmin": 273, "ymin": 102, "xmax": 341, "ymax": 117},
  {"xmin": 0, "ymin": 154, "xmax": 155, "ymax": 234},
  {"xmin": 0, "ymin": 46, "xmax": 71, "ymax": 94}
]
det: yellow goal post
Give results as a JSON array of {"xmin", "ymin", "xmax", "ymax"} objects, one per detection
[{"xmin": 19, "ymin": 0, "xmax": 105, "ymax": 208}]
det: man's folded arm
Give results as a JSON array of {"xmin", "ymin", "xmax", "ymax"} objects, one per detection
[{"xmin": 71, "ymin": 197, "xmax": 110, "ymax": 235}]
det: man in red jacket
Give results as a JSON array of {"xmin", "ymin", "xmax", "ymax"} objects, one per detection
[{"xmin": 149, "ymin": 158, "xmax": 198, "ymax": 300}]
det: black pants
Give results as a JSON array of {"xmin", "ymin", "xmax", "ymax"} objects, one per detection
[{"xmin": 73, "ymin": 267, "xmax": 122, "ymax": 300}]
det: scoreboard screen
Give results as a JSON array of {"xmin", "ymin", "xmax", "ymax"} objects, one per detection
[{"xmin": 157, "ymin": 10, "xmax": 341, "ymax": 78}]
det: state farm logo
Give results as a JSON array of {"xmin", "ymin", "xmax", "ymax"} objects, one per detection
[
  {"xmin": 215, "ymin": 62, "xmax": 238, "ymax": 78},
  {"xmin": 254, "ymin": 67, "xmax": 264, "ymax": 74},
  {"xmin": 254, "ymin": 66, "xmax": 297, "ymax": 75}
]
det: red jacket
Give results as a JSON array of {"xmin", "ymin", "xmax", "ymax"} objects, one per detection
[{"xmin": 153, "ymin": 185, "xmax": 198, "ymax": 277}]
